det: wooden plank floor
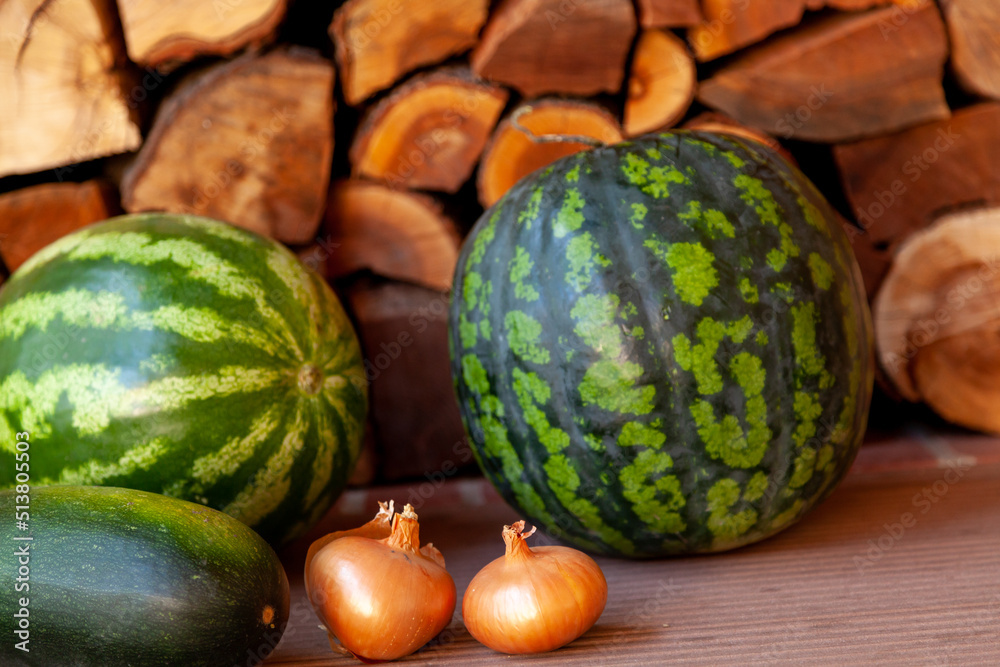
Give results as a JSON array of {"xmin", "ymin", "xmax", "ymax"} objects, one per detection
[{"xmin": 268, "ymin": 428, "xmax": 1000, "ymax": 665}]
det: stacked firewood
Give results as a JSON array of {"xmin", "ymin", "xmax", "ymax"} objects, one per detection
[{"xmin": 2, "ymin": 0, "xmax": 999, "ymax": 480}]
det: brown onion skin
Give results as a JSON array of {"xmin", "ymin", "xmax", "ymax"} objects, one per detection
[
  {"xmin": 307, "ymin": 507, "xmax": 456, "ymax": 662},
  {"xmin": 462, "ymin": 522, "xmax": 608, "ymax": 654}
]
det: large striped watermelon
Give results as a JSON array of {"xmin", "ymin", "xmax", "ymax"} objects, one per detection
[
  {"xmin": 0, "ymin": 214, "xmax": 367, "ymax": 545},
  {"xmin": 450, "ymin": 131, "xmax": 874, "ymax": 558}
]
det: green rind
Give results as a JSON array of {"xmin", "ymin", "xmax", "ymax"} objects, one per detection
[
  {"xmin": 450, "ymin": 131, "xmax": 874, "ymax": 557},
  {"xmin": 0, "ymin": 485, "xmax": 290, "ymax": 667},
  {"xmin": 0, "ymin": 214, "xmax": 368, "ymax": 546}
]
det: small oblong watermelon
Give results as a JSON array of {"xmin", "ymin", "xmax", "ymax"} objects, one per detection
[
  {"xmin": 0, "ymin": 214, "xmax": 367, "ymax": 546},
  {"xmin": 449, "ymin": 131, "xmax": 874, "ymax": 558}
]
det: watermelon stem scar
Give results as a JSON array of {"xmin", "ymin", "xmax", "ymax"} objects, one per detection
[{"xmin": 298, "ymin": 364, "xmax": 324, "ymax": 395}]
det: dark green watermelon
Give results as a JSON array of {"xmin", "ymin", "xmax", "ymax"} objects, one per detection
[{"xmin": 449, "ymin": 131, "xmax": 874, "ymax": 558}]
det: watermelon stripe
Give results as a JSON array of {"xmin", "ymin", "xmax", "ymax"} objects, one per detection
[
  {"xmin": 38, "ymin": 438, "xmax": 168, "ymax": 486},
  {"xmin": 125, "ymin": 366, "xmax": 286, "ymax": 414},
  {"xmin": 302, "ymin": 404, "xmax": 339, "ymax": 509},
  {"xmin": 13, "ymin": 230, "xmax": 303, "ymax": 358},
  {"xmin": 0, "ymin": 289, "xmax": 128, "ymax": 341},
  {"xmin": 183, "ymin": 213, "xmax": 260, "ymax": 245},
  {"xmin": 318, "ymin": 380, "xmax": 363, "ymax": 448},
  {"xmin": 265, "ymin": 247, "xmax": 320, "ymax": 348},
  {"xmin": 0, "ymin": 288, "xmax": 286, "ymax": 358},
  {"xmin": 0, "ymin": 365, "xmax": 124, "ymax": 439},
  {"xmin": 223, "ymin": 405, "xmax": 309, "ymax": 526},
  {"xmin": 190, "ymin": 404, "xmax": 284, "ymax": 485}
]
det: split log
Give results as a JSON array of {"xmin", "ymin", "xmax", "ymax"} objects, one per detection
[
  {"xmin": 682, "ymin": 112, "xmax": 794, "ymax": 164},
  {"xmin": 470, "ymin": 0, "xmax": 636, "ymax": 97},
  {"xmin": 121, "ymin": 47, "xmax": 335, "ymax": 244},
  {"xmin": 116, "ymin": 0, "xmax": 287, "ymax": 69},
  {"xmin": 940, "ymin": 0, "xmax": 1000, "ymax": 101},
  {"xmin": 833, "ymin": 104, "xmax": 1000, "ymax": 298},
  {"xmin": 636, "ymin": 0, "xmax": 701, "ymax": 28},
  {"xmin": 323, "ymin": 181, "xmax": 460, "ymax": 292},
  {"xmin": 349, "ymin": 68, "xmax": 509, "ymax": 193},
  {"xmin": 873, "ymin": 206, "xmax": 1000, "ymax": 434},
  {"xmin": 689, "ymin": 0, "xmax": 914, "ymax": 61},
  {"xmin": 0, "ymin": 0, "xmax": 142, "ymax": 177},
  {"xmin": 697, "ymin": 2, "xmax": 950, "ymax": 142},
  {"xmin": 477, "ymin": 99, "xmax": 624, "ymax": 208},
  {"xmin": 688, "ymin": 0, "xmax": 805, "ymax": 62},
  {"xmin": 331, "ymin": 0, "xmax": 489, "ymax": 106},
  {"xmin": 624, "ymin": 29, "xmax": 697, "ymax": 137},
  {"xmin": 0, "ymin": 181, "xmax": 119, "ymax": 271},
  {"xmin": 346, "ymin": 279, "xmax": 471, "ymax": 482}
]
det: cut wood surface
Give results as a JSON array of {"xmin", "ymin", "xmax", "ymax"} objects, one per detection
[
  {"xmin": 697, "ymin": 2, "xmax": 950, "ymax": 142},
  {"xmin": 477, "ymin": 99, "xmax": 624, "ymax": 208},
  {"xmin": 0, "ymin": 181, "xmax": 119, "ymax": 271},
  {"xmin": 688, "ymin": 0, "xmax": 805, "ymax": 62},
  {"xmin": 470, "ymin": 0, "xmax": 636, "ymax": 97},
  {"xmin": 346, "ymin": 280, "xmax": 470, "ymax": 482},
  {"xmin": 636, "ymin": 0, "xmax": 701, "ymax": 27},
  {"xmin": 116, "ymin": 0, "xmax": 286, "ymax": 68},
  {"xmin": 0, "ymin": 0, "xmax": 142, "ymax": 177},
  {"xmin": 624, "ymin": 29, "xmax": 696, "ymax": 137},
  {"xmin": 331, "ymin": 0, "xmax": 489, "ymax": 106},
  {"xmin": 323, "ymin": 181, "xmax": 460, "ymax": 292},
  {"xmin": 121, "ymin": 47, "xmax": 335, "ymax": 244},
  {"xmin": 349, "ymin": 68, "xmax": 509, "ymax": 193},
  {"xmin": 940, "ymin": 0, "xmax": 1000, "ymax": 101},
  {"xmin": 873, "ymin": 206, "xmax": 1000, "ymax": 434},
  {"xmin": 682, "ymin": 111, "xmax": 795, "ymax": 164},
  {"xmin": 834, "ymin": 104, "xmax": 1000, "ymax": 298}
]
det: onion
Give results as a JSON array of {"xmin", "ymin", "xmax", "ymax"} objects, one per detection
[
  {"xmin": 304, "ymin": 500, "xmax": 394, "ymax": 610},
  {"xmin": 462, "ymin": 521, "xmax": 608, "ymax": 654},
  {"xmin": 306, "ymin": 503, "xmax": 456, "ymax": 662}
]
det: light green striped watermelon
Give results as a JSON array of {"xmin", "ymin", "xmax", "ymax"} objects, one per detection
[
  {"xmin": 450, "ymin": 131, "xmax": 874, "ymax": 558},
  {"xmin": 0, "ymin": 214, "xmax": 367, "ymax": 545}
]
